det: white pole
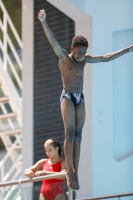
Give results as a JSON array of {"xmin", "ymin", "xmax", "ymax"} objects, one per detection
[
  {"xmin": 68, "ymin": 188, "xmax": 74, "ymax": 200},
  {"xmin": 3, "ymin": 11, "xmax": 7, "ymax": 71}
]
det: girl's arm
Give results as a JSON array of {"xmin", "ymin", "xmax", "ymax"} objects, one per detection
[
  {"xmin": 24, "ymin": 159, "xmax": 46, "ymax": 178},
  {"xmin": 34, "ymin": 160, "xmax": 66, "ymax": 180}
]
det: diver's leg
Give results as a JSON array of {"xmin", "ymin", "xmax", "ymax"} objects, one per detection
[{"xmin": 61, "ymin": 97, "xmax": 76, "ymax": 190}]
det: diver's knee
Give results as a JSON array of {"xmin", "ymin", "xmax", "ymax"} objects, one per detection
[
  {"xmin": 65, "ymin": 127, "xmax": 75, "ymax": 142},
  {"xmin": 75, "ymin": 129, "xmax": 82, "ymax": 142}
]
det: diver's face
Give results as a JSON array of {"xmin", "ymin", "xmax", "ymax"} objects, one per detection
[{"xmin": 71, "ymin": 46, "xmax": 87, "ymax": 63}]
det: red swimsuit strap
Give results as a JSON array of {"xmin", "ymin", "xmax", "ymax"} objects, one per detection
[
  {"xmin": 46, "ymin": 159, "xmax": 63, "ymax": 167},
  {"xmin": 42, "ymin": 158, "xmax": 63, "ymax": 170}
]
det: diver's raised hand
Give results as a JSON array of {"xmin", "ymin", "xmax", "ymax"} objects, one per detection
[{"xmin": 38, "ymin": 9, "xmax": 46, "ymax": 22}]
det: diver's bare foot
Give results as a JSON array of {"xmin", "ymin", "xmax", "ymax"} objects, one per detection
[
  {"xmin": 74, "ymin": 173, "xmax": 80, "ymax": 190},
  {"xmin": 66, "ymin": 171, "xmax": 76, "ymax": 190}
]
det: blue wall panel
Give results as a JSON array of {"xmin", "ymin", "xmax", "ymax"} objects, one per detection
[{"xmin": 113, "ymin": 29, "xmax": 133, "ymax": 161}]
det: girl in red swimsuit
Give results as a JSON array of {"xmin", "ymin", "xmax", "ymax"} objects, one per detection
[{"xmin": 24, "ymin": 139, "xmax": 66, "ymax": 200}]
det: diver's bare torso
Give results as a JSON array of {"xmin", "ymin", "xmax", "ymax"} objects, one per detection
[{"xmin": 58, "ymin": 51, "xmax": 87, "ymax": 94}]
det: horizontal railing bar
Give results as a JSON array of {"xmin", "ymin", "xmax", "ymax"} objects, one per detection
[
  {"xmin": 0, "ymin": 128, "xmax": 22, "ymax": 136},
  {"xmin": 77, "ymin": 192, "xmax": 133, "ymax": 200},
  {"xmin": 0, "ymin": 96, "xmax": 9, "ymax": 103},
  {"xmin": 0, "ymin": 172, "xmax": 67, "ymax": 187},
  {"xmin": 0, "ymin": 112, "xmax": 17, "ymax": 120}
]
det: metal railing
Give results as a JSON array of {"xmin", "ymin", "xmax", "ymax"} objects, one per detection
[
  {"xmin": 0, "ymin": 173, "xmax": 132, "ymax": 200},
  {"xmin": 0, "ymin": 172, "xmax": 67, "ymax": 187},
  {"xmin": 77, "ymin": 192, "xmax": 133, "ymax": 200},
  {"xmin": 0, "ymin": 172, "xmax": 75, "ymax": 200}
]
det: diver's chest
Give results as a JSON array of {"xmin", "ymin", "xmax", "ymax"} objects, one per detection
[{"xmin": 66, "ymin": 65, "xmax": 84, "ymax": 75}]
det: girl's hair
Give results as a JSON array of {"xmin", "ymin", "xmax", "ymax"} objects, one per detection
[
  {"xmin": 45, "ymin": 139, "xmax": 62, "ymax": 157},
  {"xmin": 71, "ymin": 35, "xmax": 88, "ymax": 48}
]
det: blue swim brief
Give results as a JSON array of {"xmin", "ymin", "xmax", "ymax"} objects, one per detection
[{"xmin": 60, "ymin": 91, "xmax": 84, "ymax": 107}]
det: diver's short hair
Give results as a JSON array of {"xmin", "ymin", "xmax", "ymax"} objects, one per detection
[{"xmin": 71, "ymin": 35, "xmax": 88, "ymax": 48}]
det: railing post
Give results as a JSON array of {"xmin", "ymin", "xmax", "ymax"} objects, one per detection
[
  {"xmin": 3, "ymin": 11, "xmax": 7, "ymax": 71},
  {"xmin": 68, "ymin": 188, "xmax": 73, "ymax": 200}
]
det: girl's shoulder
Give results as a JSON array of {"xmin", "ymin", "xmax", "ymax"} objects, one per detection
[
  {"xmin": 60, "ymin": 159, "xmax": 65, "ymax": 165},
  {"xmin": 60, "ymin": 159, "xmax": 66, "ymax": 171},
  {"xmin": 37, "ymin": 158, "xmax": 48, "ymax": 166}
]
